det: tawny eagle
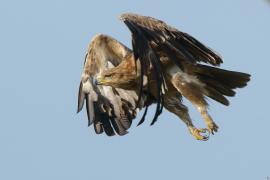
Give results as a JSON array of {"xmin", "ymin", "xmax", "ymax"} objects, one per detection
[{"xmin": 77, "ymin": 13, "xmax": 250, "ymax": 140}]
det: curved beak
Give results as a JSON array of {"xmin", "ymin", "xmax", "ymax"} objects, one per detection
[
  {"xmin": 94, "ymin": 75, "xmax": 105, "ymax": 85},
  {"xmin": 94, "ymin": 77, "xmax": 100, "ymax": 85}
]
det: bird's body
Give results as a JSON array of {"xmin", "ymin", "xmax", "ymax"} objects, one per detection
[{"xmin": 77, "ymin": 13, "xmax": 250, "ymax": 140}]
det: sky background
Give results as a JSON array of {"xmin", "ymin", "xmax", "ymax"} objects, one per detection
[{"xmin": 1, "ymin": 0, "xmax": 270, "ymax": 179}]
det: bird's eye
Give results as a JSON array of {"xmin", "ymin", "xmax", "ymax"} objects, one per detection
[{"xmin": 104, "ymin": 74, "xmax": 113, "ymax": 78}]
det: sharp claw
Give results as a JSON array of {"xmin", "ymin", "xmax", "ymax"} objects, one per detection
[
  {"xmin": 199, "ymin": 128, "xmax": 207, "ymax": 133},
  {"xmin": 200, "ymin": 129, "xmax": 206, "ymax": 133},
  {"xmin": 189, "ymin": 127, "xmax": 210, "ymax": 141},
  {"xmin": 202, "ymin": 136, "xmax": 209, "ymax": 141},
  {"xmin": 200, "ymin": 128, "xmax": 210, "ymax": 140},
  {"xmin": 207, "ymin": 122, "xmax": 219, "ymax": 135}
]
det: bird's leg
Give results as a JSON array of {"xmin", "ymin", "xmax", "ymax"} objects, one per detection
[
  {"xmin": 197, "ymin": 106, "xmax": 219, "ymax": 134},
  {"xmin": 181, "ymin": 112, "xmax": 210, "ymax": 141},
  {"xmin": 174, "ymin": 104, "xmax": 210, "ymax": 141},
  {"xmin": 163, "ymin": 94, "xmax": 209, "ymax": 141},
  {"xmin": 171, "ymin": 72, "xmax": 218, "ymax": 136}
]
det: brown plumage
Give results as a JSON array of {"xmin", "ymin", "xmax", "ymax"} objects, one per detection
[
  {"xmin": 77, "ymin": 13, "xmax": 250, "ymax": 140},
  {"xmin": 77, "ymin": 34, "xmax": 155, "ymax": 136}
]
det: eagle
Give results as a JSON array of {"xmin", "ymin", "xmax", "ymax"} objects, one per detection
[{"xmin": 77, "ymin": 13, "xmax": 250, "ymax": 140}]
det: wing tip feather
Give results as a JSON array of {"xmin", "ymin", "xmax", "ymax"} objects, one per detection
[{"xmin": 77, "ymin": 81, "xmax": 85, "ymax": 113}]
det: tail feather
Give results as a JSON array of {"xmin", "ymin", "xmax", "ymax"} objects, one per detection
[
  {"xmin": 197, "ymin": 64, "xmax": 250, "ymax": 89},
  {"xmin": 195, "ymin": 64, "xmax": 250, "ymax": 105},
  {"xmin": 204, "ymin": 86, "xmax": 229, "ymax": 106},
  {"xmin": 200, "ymin": 76, "xmax": 236, "ymax": 97}
]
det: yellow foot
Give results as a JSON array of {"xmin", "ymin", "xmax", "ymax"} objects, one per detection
[
  {"xmin": 188, "ymin": 127, "xmax": 210, "ymax": 141},
  {"xmin": 207, "ymin": 121, "xmax": 219, "ymax": 135}
]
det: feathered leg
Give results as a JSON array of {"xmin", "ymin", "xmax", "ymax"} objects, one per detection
[
  {"xmin": 197, "ymin": 106, "xmax": 218, "ymax": 134},
  {"xmin": 171, "ymin": 72, "xmax": 218, "ymax": 135},
  {"xmin": 163, "ymin": 91, "xmax": 209, "ymax": 140}
]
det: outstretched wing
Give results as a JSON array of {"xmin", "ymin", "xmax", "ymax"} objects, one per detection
[
  {"xmin": 77, "ymin": 34, "xmax": 149, "ymax": 136},
  {"xmin": 120, "ymin": 13, "xmax": 222, "ymax": 66},
  {"xmin": 120, "ymin": 13, "xmax": 223, "ymax": 125}
]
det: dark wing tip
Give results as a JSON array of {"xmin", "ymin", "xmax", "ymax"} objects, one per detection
[
  {"xmin": 245, "ymin": 73, "xmax": 251, "ymax": 80},
  {"xmin": 77, "ymin": 81, "xmax": 85, "ymax": 113}
]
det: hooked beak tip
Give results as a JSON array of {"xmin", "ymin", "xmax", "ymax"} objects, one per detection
[
  {"xmin": 94, "ymin": 76, "xmax": 103, "ymax": 85},
  {"xmin": 94, "ymin": 78, "xmax": 100, "ymax": 85}
]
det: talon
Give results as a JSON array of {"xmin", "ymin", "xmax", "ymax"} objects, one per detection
[
  {"xmin": 199, "ymin": 128, "xmax": 207, "ymax": 133},
  {"xmin": 207, "ymin": 122, "xmax": 219, "ymax": 135},
  {"xmin": 188, "ymin": 127, "xmax": 210, "ymax": 141}
]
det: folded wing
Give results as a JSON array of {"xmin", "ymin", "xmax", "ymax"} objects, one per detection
[{"xmin": 77, "ymin": 34, "xmax": 150, "ymax": 136}]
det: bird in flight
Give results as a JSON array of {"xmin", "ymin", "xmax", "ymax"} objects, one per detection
[{"xmin": 77, "ymin": 13, "xmax": 250, "ymax": 140}]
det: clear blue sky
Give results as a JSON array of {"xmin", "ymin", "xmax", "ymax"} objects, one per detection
[{"xmin": 1, "ymin": 0, "xmax": 269, "ymax": 179}]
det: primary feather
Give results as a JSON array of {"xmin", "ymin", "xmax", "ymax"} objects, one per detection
[
  {"xmin": 77, "ymin": 34, "xmax": 154, "ymax": 135},
  {"xmin": 77, "ymin": 13, "xmax": 250, "ymax": 140}
]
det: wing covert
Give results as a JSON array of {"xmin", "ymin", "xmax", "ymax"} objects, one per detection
[
  {"xmin": 77, "ymin": 34, "xmax": 149, "ymax": 135},
  {"xmin": 120, "ymin": 13, "xmax": 223, "ymax": 125}
]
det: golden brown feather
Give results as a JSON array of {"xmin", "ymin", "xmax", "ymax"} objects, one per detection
[{"xmin": 78, "ymin": 13, "xmax": 251, "ymax": 140}]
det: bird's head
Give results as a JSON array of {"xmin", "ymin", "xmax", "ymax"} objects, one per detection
[{"xmin": 95, "ymin": 58, "xmax": 138, "ymax": 89}]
